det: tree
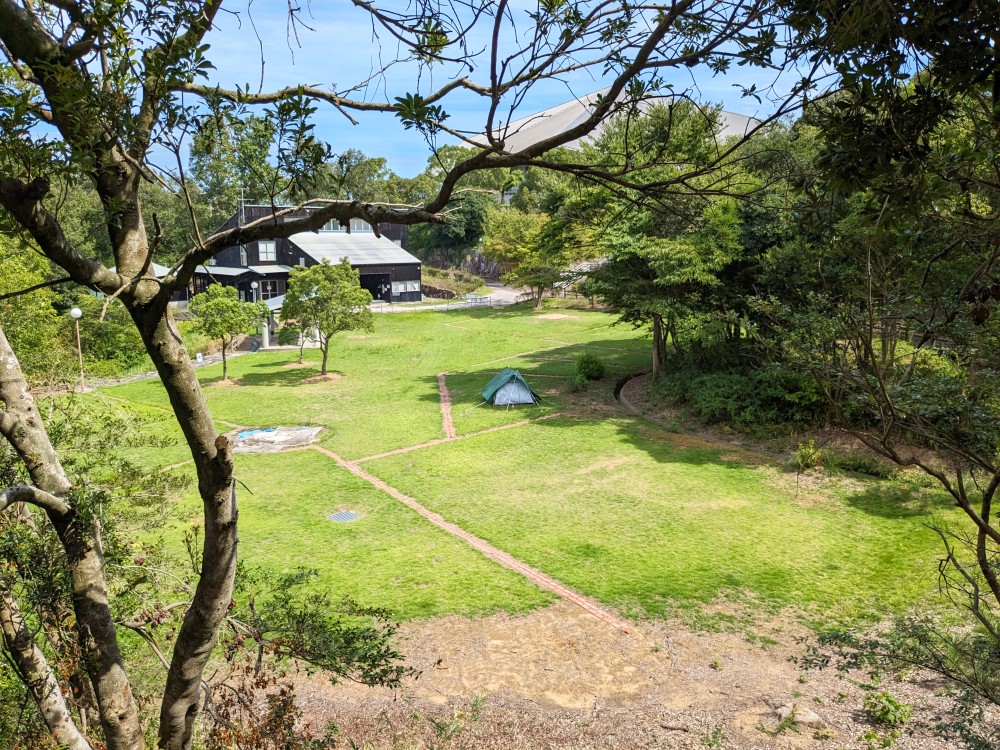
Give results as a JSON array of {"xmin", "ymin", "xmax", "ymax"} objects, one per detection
[
  {"xmin": 290, "ymin": 148, "xmax": 393, "ymax": 204},
  {"xmin": 737, "ymin": 6, "xmax": 1000, "ymax": 729},
  {"xmin": 281, "ymin": 259, "xmax": 374, "ymax": 376},
  {"xmin": 0, "ymin": 1, "xmax": 801, "ymax": 747},
  {"xmin": 0, "ymin": 235, "xmax": 68, "ymax": 381},
  {"xmin": 189, "ymin": 285, "xmax": 267, "ymax": 382}
]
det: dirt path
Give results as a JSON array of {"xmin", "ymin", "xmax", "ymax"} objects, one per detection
[
  {"xmin": 437, "ymin": 372, "xmax": 457, "ymax": 439},
  {"xmin": 307, "ymin": 444, "xmax": 631, "ymax": 633}
]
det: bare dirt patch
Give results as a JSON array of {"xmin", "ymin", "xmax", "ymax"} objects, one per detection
[
  {"xmin": 283, "ymin": 361, "xmax": 312, "ymax": 369},
  {"xmin": 207, "ymin": 378, "xmax": 240, "ymax": 387},
  {"xmin": 294, "ymin": 600, "xmax": 977, "ymax": 749},
  {"xmin": 536, "ymin": 313, "xmax": 578, "ymax": 320},
  {"xmin": 302, "ymin": 373, "xmax": 343, "ymax": 384}
]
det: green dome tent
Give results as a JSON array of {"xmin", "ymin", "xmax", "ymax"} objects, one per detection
[{"xmin": 481, "ymin": 368, "xmax": 542, "ymax": 407}]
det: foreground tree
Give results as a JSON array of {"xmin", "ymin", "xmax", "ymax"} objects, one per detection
[
  {"xmin": 0, "ymin": 0, "xmax": 804, "ymax": 747},
  {"xmin": 759, "ymin": 4, "xmax": 1000, "ymax": 733},
  {"xmin": 189, "ymin": 284, "xmax": 267, "ymax": 381},
  {"xmin": 282, "ymin": 259, "xmax": 375, "ymax": 376}
]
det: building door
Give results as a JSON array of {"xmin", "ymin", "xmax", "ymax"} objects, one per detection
[{"xmin": 360, "ymin": 273, "xmax": 391, "ymax": 302}]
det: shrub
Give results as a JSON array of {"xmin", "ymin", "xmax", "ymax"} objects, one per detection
[
  {"xmin": 863, "ymin": 691, "xmax": 912, "ymax": 728},
  {"xmin": 569, "ymin": 372, "xmax": 589, "ymax": 391},
  {"xmin": 277, "ymin": 324, "xmax": 301, "ymax": 346},
  {"xmin": 655, "ymin": 364, "xmax": 826, "ymax": 431},
  {"xmin": 832, "ymin": 451, "xmax": 898, "ymax": 479},
  {"xmin": 795, "ymin": 439, "xmax": 825, "ymax": 471},
  {"xmin": 575, "ymin": 352, "xmax": 605, "ymax": 381}
]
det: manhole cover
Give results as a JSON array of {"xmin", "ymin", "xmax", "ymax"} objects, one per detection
[{"xmin": 327, "ymin": 511, "xmax": 362, "ymax": 522}]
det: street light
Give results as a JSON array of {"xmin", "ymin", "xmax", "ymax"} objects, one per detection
[
  {"xmin": 69, "ymin": 307, "xmax": 84, "ymax": 385},
  {"xmin": 249, "ymin": 281, "xmax": 267, "ymax": 345}
]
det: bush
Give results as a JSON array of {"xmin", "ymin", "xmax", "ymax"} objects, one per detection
[
  {"xmin": 569, "ymin": 371, "xmax": 589, "ymax": 391},
  {"xmin": 830, "ymin": 451, "xmax": 898, "ymax": 479},
  {"xmin": 656, "ymin": 364, "xmax": 826, "ymax": 431},
  {"xmin": 421, "ymin": 267, "xmax": 486, "ymax": 296},
  {"xmin": 863, "ymin": 691, "xmax": 912, "ymax": 728},
  {"xmin": 795, "ymin": 439, "xmax": 825, "ymax": 470},
  {"xmin": 277, "ymin": 324, "xmax": 301, "ymax": 346},
  {"xmin": 575, "ymin": 352, "xmax": 605, "ymax": 381}
]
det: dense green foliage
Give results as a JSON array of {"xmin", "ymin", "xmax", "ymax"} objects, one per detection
[
  {"xmin": 189, "ymin": 285, "xmax": 268, "ymax": 380},
  {"xmin": 281, "ymin": 258, "xmax": 375, "ymax": 375}
]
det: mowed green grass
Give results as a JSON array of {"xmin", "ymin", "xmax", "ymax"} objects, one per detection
[
  {"xmin": 158, "ymin": 449, "xmax": 553, "ymax": 619},
  {"xmin": 107, "ymin": 308, "xmax": 648, "ymax": 460},
  {"xmin": 106, "ymin": 304, "xmax": 956, "ymax": 625},
  {"xmin": 367, "ymin": 415, "xmax": 956, "ymax": 624}
]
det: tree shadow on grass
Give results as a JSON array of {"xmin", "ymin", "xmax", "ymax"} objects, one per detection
[
  {"xmin": 229, "ymin": 360, "xmax": 330, "ymax": 387},
  {"xmin": 413, "ymin": 337, "xmax": 763, "ymax": 471},
  {"xmin": 844, "ymin": 482, "xmax": 948, "ymax": 519}
]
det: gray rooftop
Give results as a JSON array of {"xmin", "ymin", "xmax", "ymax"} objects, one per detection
[
  {"xmin": 195, "ymin": 265, "xmax": 248, "ymax": 277},
  {"xmin": 470, "ymin": 89, "xmax": 759, "ymax": 154},
  {"xmin": 248, "ymin": 265, "xmax": 292, "ymax": 275},
  {"xmin": 288, "ymin": 232, "xmax": 421, "ymax": 267}
]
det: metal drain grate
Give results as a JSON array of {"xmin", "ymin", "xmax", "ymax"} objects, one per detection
[{"xmin": 327, "ymin": 511, "xmax": 362, "ymax": 522}]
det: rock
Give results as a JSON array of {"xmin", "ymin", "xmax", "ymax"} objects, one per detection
[{"xmin": 774, "ymin": 703, "xmax": 826, "ymax": 729}]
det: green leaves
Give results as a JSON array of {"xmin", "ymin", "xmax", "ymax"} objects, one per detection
[
  {"xmin": 189, "ymin": 284, "xmax": 267, "ymax": 344},
  {"xmin": 281, "ymin": 259, "xmax": 374, "ymax": 373},
  {"xmin": 393, "ymin": 93, "xmax": 449, "ymax": 137}
]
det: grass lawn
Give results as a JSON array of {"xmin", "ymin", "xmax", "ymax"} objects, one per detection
[
  {"xmin": 104, "ymin": 303, "xmax": 958, "ymax": 626},
  {"xmin": 368, "ymin": 416, "xmax": 957, "ymax": 625},
  {"xmin": 157, "ymin": 449, "xmax": 552, "ymax": 618}
]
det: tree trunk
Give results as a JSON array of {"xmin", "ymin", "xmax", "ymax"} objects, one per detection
[
  {"xmin": 534, "ymin": 285, "xmax": 544, "ymax": 308},
  {"xmin": 320, "ymin": 339, "xmax": 329, "ymax": 376},
  {"xmin": 221, "ymin": 338, "xmax": 228, "ymax": 381},
  {"xmin": 0, "ymin": 326, "xmax": 144, "ymax": 750},
  {"xmin": 0, "ymin": 590, "xmax": 92, "ymax": 750},
  {"xmin": 129, "ymin": 306, "xmax": 239, "ymax": 750},
  {"xmin": 298, "ymin": 333, "xmax": 305, "ymax": 364},
  {"xmin": 651, "ymin": 313, "xmax": 664, "ymax": 380}
]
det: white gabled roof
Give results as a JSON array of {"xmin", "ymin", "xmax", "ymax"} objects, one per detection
[
  {"xmin": 288, "ymin": 232, "xmax": 421, "ymax": 267},
  {"xmin": 470, "ymin": 89, "xmax": 759, "ymax": 154}
]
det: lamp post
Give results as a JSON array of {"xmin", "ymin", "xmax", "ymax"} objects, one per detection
[
  {"xmin": 249, "ymin": 280, "xmax": 269, "ymax": 347},
  {"xmin": 69, "ymin": 306, "xmax": 84, "ymax": 385}
]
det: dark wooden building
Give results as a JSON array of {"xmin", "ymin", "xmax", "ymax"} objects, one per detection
[{"xmin": 188, "ymin": 204, "xmax": 421, "ymax": 303}]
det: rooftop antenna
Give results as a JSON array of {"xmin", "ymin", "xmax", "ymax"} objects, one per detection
[{"xmin": 239, "ymin": 186, "xmax": 246, "ymax": 226}]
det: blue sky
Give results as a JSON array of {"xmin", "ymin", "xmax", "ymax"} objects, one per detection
[{"xmin": 198, "ymin": 2, "xmax": 792, "ymax": 177}]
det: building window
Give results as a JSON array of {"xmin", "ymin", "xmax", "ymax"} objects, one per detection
[
  {"xmin": 321, "ymin": 219, "xmax": 341, "ymax": 231},
  {"xmin": 259, "ymin": 240, "xmax": 276, "ymax": 262},
  {"xmin": 190, "ymin": 276, "xmax": 208, "ymax": 295},
  {"xmin": 260, "ymin": 279, "xmax": 281, "ymax": 300},
  {"xmin": 240, "ymin": 246, "xmax": 248, "ymax": 266},
  {"xmin": 391, "ymin": 281, "xmax": 405, "ymax": 295},
  {"xmin": 350, "ymin": 218, "xmax": 371, "ymax": 232},
  {"xmin": 405, "ymin": 280, "xmax": 421, "ymax": 293},
  {"xmin": 299, "ymin": 257, "xmax": 306, "ymax": 267}
]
